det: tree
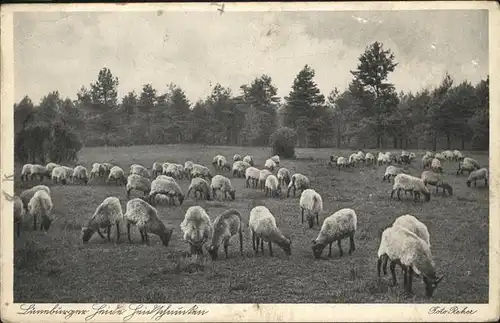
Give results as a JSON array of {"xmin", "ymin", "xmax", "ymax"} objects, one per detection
[{"xmin": 269, "ymin": 127, "xmax": 298, "ymax": 158}]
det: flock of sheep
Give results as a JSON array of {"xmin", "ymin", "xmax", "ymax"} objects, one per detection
[{"xmin": 14, "ymin": 148, "xmax": 487, "ymax": 299}]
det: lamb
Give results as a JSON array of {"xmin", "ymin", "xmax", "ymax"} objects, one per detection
[
  {"xmin": 233, "ymin": 154, "xmax": 242, "ymax": 162},
  {"xmin": 232, "ymin": 161, "xmax": 251, "ymax": 178},
  {"xmin": 245, "ymin": 166, "xmax": 260, "ymax": 188},
  {"xmin": 391, "ymin": 174, "xmax": 431, "ymax": 202},
  {"xmin": 82, "ymin": 196, "xmax": 123, "ymax": 243},
  {"xmin": 124, "ymin": 198, "xmax": 173, "ymax": 246},
  {"xmin": 337, "ymin": 156, "xmax": 348, "ymax": 169},
  {"xmin": 431, "ymin": 158, "xmax": 443, "ymax": 173},
  {"xmin": 107, "ymin": 166, "xmax": 127, "ymax": 186},
  {"xmin": 466, "ymin": 168, "xmax": 488, "ymax": 187},
  {"xmin": 377, "ymin": 225, "xmax": 443, "ymax": 297},
  {"xmin": 365, "ymin": 152, "xmax": 375, "ymax": 165},
  {"xmin": 163, "ymin": 163, "xmax": 181, "ymax": 179},
  {"xmin": 299, "ymin": 189, "xmax": 323, "ymax": 228},
  {"xmin": 277, "ymin": 167, "xmax": 291, "ymax": 187},
  {"xmin": 265, "ymin": 175, "xmax": 281, "ymax": 198},
  {"xmin": 457, "ymin": 157, "xmax": 481, "ymax": 175},
  {"xmin": 409, "ymin": 152, "xmax": 416, "ymax": 162},
  {"xmin": 264, "ymin": 158, "xmax": 277, "ymax": 171},
  {"xmin": 20, "ymin": 164, "xmax": 33, "ymax": 181},
  {"xmin": 186, "ymin": 177, "xmax": 212, "ymax": 201},
  {"xmin": 311, "ymin": 208, "xmax": 357, "ymax": 259},
  {"xmin": 28, "ymin": 190, "xmax": 54, "ymax": 231},
  {"xmin": 287, "ymin": 173, "xmax": 310, "ymax": 197},
  {"xmin": 51, "ymin": 166, "xmax": 70, "ymax": 185},
  {"xmin": 180, "ymin": 206, "xmax": 213, "ymax": 254},
  {"xmin": 243, "ymin": 155, "xmax": 254, "ymax": 166},
  {"xmin": 14, "ymin": 196, "xmax": 25, "ymax": 237},
  {"xmin": 191, "ymin": 164, "xmax": 213, "ymax": 180},
  {"xmin": 126, "ymin": 174, "xmax": 151, "ymax": 199},
  {"xmin": 421, "ymin": 171, "xmax": 453, "ymax": 195},
  {"xmin": 151, "ymin": 162, "xmax": 163, "ymax": 177},
  {"xmin": 90, "ymin": 163, "xmax": 106, "ymax": 179},
  {"xmin": 19, "ymin": 185, "xmax": 51, "ymax": 213},
  {"xmin": 270, "ymin": 155, "xmax": 280, "ymax": 166},
  {"xmin": 148, "ymin": 177, "xmax": 184, "ymax": 206},
  {"xmin": 442, "ymin": 150, "xmax": 454, "ymax": 161},
  {"xmin": 130, "ymin": 164, "xmax": 151, "ymax": 178},
  {"xmin": 258, "ymin": 169, "xmax": 273, "ymax": 190},
  {"xmin": 453, "ymin": 150, "xmax": 464, "ymax": 161},
  {"xmin": 72, "ymin": 165, "xmax": 89, "ymax": 185},
  {"xmin": 383, "ymin": 166, "xmax": 405, "ymax": 182},
  {"xmin": 249, "ymin": 206, "xmax": 291, "ymax": 256},
  {"xmin": 207, "ymin": 209, "xmax": 244, "ymax": 260},
  {"xmin": 211, "ymin": 175, "xmax": 236, "ymax": 200}
]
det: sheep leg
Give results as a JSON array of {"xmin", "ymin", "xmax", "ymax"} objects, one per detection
[
  {"xmin": 349, "ymin": 234, "xmax": 355, "ymax": 254},
  {"xmin": 397, "ymin": 188, "xmax": 401, "ymax": 200},
  {"xmin": 301, "ymin": 208, "xmax": 304, "ymax": 224},
  {"xmin": 107, "ymin": 225, "xmax": 111, "ymax": 241},
  {"xmin": 127, "ymin": 223, "xmax": 132, "ymax": 243},
  {"xmin": 224, "ymin": 241, "xmax": 229, "ymax": 259},
  {"xmin": 337, "ymin": 240, "xmax": 343, "ymax": 257},
  {"xmin": 390, "ymin": 261, "xmax": 397, "ymax": 286},
  {"xmin": 316, "ymin": 212, "xmax": 319, "ymax": 225},
  {"xmin": 144, "ymin": 229, "xmax": 150, "ymax": 245},
  {"xmin": 260, "ymin": 239, "xmax": 264, "ymax": 254},
  {"xmin": 474, "ymin": 180, "xmax": 477, "ymax": 187},
  {"xmin": 382, "ymin": 255, "xmax": 389, "ymax": 275},
  {"xmin": 126, "ymin": 189, "xmax": 131, "ymax": 200},
  {"xmin": 239, "ymin": 230, "xmax": 244, "ymax": 256},
  {"xmin": 33, "ymin": 214, "xmax": 37, "ymax": 230},
  {"xmin": 328, "ymin": 243, "xmax": 332, "ymax": 257},
  {"xmin": 224, "ymin": 191, "xmax": 228, "ymax": 200},
  {"xmin": 485, "ymin": 178, "xmax": 488, "ymax": 186},
  {"xmin": 390, "ymin": 189, "xmax": 396, "ymax": 199},
  {"xmin": 252, "ymin": 231, "xmax": 256, "ymax": 252},
  {"xmin": 115, "ymin": 223, "xmax": 120, "ymax": 242},
  {"xmin": 377, "ymin": 257, "xmax": 382, "ymax": 278},
  {"xmin": 407, "ymin": 266, "xmax": 413, "ymax": 294},
  {"xmin": 268, "ymin": 241, "xmax": 273, "ymax": 257},
  {"xmin": 97, "ymin": 228, "xmax": 106, "ymax": 239}
]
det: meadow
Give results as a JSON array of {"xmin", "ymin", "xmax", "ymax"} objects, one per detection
[{"xmin": 13, "ymin": 144, "xmax": 489, "ymax": 303}]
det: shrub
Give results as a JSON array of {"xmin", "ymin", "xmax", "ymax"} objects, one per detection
[{"xmin": 269, "ymin": 127, "xmax": 297, "ymax": 158}]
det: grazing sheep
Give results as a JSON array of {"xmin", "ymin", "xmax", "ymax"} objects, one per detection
[
  {"xmin": 393, "ymin": 214, "xmax": 431, "ymax": 247},
  {"xmin": 348, "ymin": 153, "xmax": 360, "ymax": 167},
  {"xmin": 311, "ymin": 208, "xmax": 357, "ymax": 259},
  {"xmin": 424, "ymin": 151, "xmax": 434, "ymax": 159},
  {"xmin": 19, "ymin": 185, "xmax": 51, "ymax": 212},
  {"xmin": 377, "ymin": 152, "xmax": 390, "ymax": 166},
  {"xmin": 270, "ymin": 155, "xmax": 280, "ymax": 166},
  {"xmin": 156, "ymin": 174, "xmax": 176, "ymax": 182},
  {"xmin": 243, "ymin": 155, "xmax": 254, "ymax": 166},
  {"xmin": 207, "ymin": 209, "xmax": 243, "ymax": 260},
  {"xmin": 164, "ymin": 163, "xmax": 181, "ymax": 179},
  {"xmin": 152, "ymin": 162, "xmax": 163, "ymax": 177},
  {"xmin": 328, "ymin": 155, "xmax": 339, "ymax": 167},
  {"xmin": 457, "ymin": 157, "xmax": 481, "ymax": 175},
  {"xmin": 186, "ymin": 177, "xmax": 212, "ymax": 201},
  {"xmin": 233, "ymin": 154, "xmax": 242, "ymax": 162},
  {"xmin": 82, "ymin": 196, "xmax": 123, "ymax": 243},
  {"xmin": 245, "ymin": 167, "xmax": 260, "ymax": 188},
  {"xmin": 20, "ymin": 164, "xmax": 33, "ymax": 181},
  {"xmin": 299, "ymin": 189, "xmax": 323, "ymax": 228},
  {"xmin": 431, "ymin": 158, "xmax": 443, "ymax": 173},
  {"xmin": 180, "ymin": 206, "xmax": 213, "ymax": 255},
  {"xmin": 130, "ymin": 164, "xmax": 150, "ymax": 178},
  {"xmin": 14, "ymin": 196, "xmax": 25, "ymax": 237},
  {"xmin": 442, "ymin": 150, "xmax": 454, "ymax": 161},
  {"xmin": 149, "ymin": 177, "xmax": 184, "ymax": 206},
  {"xmin": 218, "ymin": 157, "xmax": 231, "ymax": 172},
  {"xmin": 365, "ymin": 152, "xmax": 375, "ymax": 165},
  {"xmin": 377, "ymin": 225, "xmax": 443, "ymax": 297},
  {"xmin": 45, "ymin": 162, "xmax": 59, "ymax": 175},
  {"xmin": 102, "ymin": 163, "xmax": 114, "ymax": 174},
  {"xmin": 337, "ymin": 156, "xmax": 348, "ymax": 169},
  {"xmin": 466, "ymin": 168, "xmax": 488, "ymax": 187},
  {"xmin": 453, "ymin": 150, "xmax": 463, "ymax": 161},
  {"xmin": 409, "ymin": 152, "xmax": 416, "ymax": 162},
  {"xmin": 126, "ymin": 174, "xmax": 151, "ymax": 199},
  {"xmin": 434, "ymin": 153, "xmax": 445, "ymax": 162},
  {"xmin": 51, "ymin": 166, "xmax": 70, "ymax": 185},
  {"xmin": 249, "ymin": 206, "xmax": 291, "ymax": 256},
  {"xmin": 391, "ymin": 174, "xmax": 431, "ymax": 202},
  {"xmin": 383, "ymin": 166, "xmax": 405, "ymax": 182},
  {"xmin": 191, "ymin": 164, "xmax": 213, "ymax": 180},
  {"xmin": 174, "ymin": 164, "xmax": 185, "ymax": 179},
  {"xmin": 287, "ymin": 173, "xmax": 310, "ymax": 197},
  {"xmin": 232, "ymin": 161, "xmax": 250, "ymax": 178},
  {"xmin": 356, "ymin": 151, "xmax": 366, "ymax": 163},
  {"xmin": 28, "ymin": 190, "xmax": 53, "ymax": 231},
  {"xmin": 277, "ymin": 167, "xmax": 291, "ymax": 187},
  {"xmin": 264, "ymin": 158, "xmax": 277, "ymax": 171},
  {"xmin": 212, "ymin": 155, "xmax": 225, "ymax": 169},
  {"xmin": 258, "ymin": 169, "xmax": 273, "ymax": 190},
  {"xmin": 422, "ymin": 155, "xmax": 433, "ymax": 169},
  {"xmin": 124, "ymin": 198, "xmax": 173, "ymax": 246},
  {"xmin": 31, "ymin": 164, "xmax": 49, "ymax": 181},
  {"xmin": 184, "ymin": 161, "xmax": 194, "ymax": 178},
  {"xmin": 107, "ymin": 166, "xmax": 127, "ymax": 186},
  {"xmin": 265, "ymin": 175, "xmax": 281, "ymax": 198},
  {"xmin": 211, "ymin": 175, "xmax": 236, "ymax": 200},
  {"xmin": 90, "ymin": 163, "xmax": 106, "ymax": 179},
  {"xmin": 72, "ymin": 165, "xmax": 89, "ymax": 185},
  {"xmin": 421, "ymin": 171, "xmax": 453, "ymax": 195}
]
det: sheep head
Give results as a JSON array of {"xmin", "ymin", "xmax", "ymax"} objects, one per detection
[
  {"xmin": 423, "ymin": 274, "xmax": 444, "ymax": 298},
  {"xmin": 229, "ymin": 190, "xmax": 236, "ymax": 201},
  {"xmin": 207, "ymin": 245, "xmax": 219, "ymax": 260},
  {"xmin": 81, "ymin": 226, "xmax": 94, "ymax": 243},
  {"xmin": 311, "ymin": 240, "xmax": 326, "ymax": 259},
  {"xmin": 160, "ymin": 227, "xmax": 173, "ymax": 247}
]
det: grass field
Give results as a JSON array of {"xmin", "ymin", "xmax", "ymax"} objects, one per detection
[{"xmin": 13, "ymin": 144, "xmax": 489, "ymax": 303}]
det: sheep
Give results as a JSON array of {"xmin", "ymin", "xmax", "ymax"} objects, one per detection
[
  {"xmin": 232, "ymin": 161, "xmax": 250, "ymax": 178},
  {"xmin": 207, "ymin": 209, "xmax": 243, "ymax": 260},
  {"xmin": 151, "ymin": 162, "xmax": 163, "ymax": 177},
  {"xmin": 82, "ymin": 196, "xmax": 123, "ymax": 243},
  {"xmin": 180, "ymin": 206, "xmax": 213, "ymax": 254},
  {"xmin": 51, "ymin": 166, "xmax": 70, "ymax": 185},
  {"xmin": 184, "ymin": 161, "xmax": 195, "ymax": 178},
  {"xmin": 19, "ymin": 185, "xmax": 51, "ymax": 213},
  {"xmin": 409, "ymin": 152, "xmax": 416, "ymax": 162},
  {"xmin": 391, "ymin": 174, "xmax": 431, "ymax": 202},
  {"xmin": 20, "ymin": 164, "xmax": 33, "ymax": 181},
  {"xmin": 265, "ymin": 175, "xmax": 281, "ymax": 198},
  {"xmin": 124, "ymin": 198, "xmax": 173, "ymax": 246},
  {"xmin": 264, "ymin": 158, "xmax": 277, "ymax": 171},
  {"xmin": 383, "ymin": 166, "xmax": 405, "ymax": 182},
  {"xmin": 245, "ymin": 166, "xmax": 260, "ymax": 188},
  {"xmin": 287, "ymin": 173, "xmax": 310, "ymax": 197},
  {"xmin": 431, "ymin": 158, "xmax": 443, "ymax": 173},
  {"xmin": 211, "ymin": 175, "xmax": 236, "ymax": 200},
  {"xmin": 328, "ymin": 155, "xmax": 339, "ymax": 167},
  {"xmin": 277, "ymin": 167, "xmax": 291, "ymax": 187},
  {"xmin": 311, "ymin": 208, "xmax": 357, "ymax": 259},
  {"xmin": 149, "ymin": 177, "xmax": 184, "ymax": 206},
  {"xmin": 400, "ymin": 151, "xmax": 411, "ymax": 165},
  {"xmin": 422, "ymin": 155, "xmax": 433, "ymax": 169},
  {"xmin": 348, "ymin": 153, "xmax": 360, "ymax": 167},
  {"xmin": 421, "ymin": 171, "xmax": 453, "ymax": 195},
  {"xmin": 45, "ymin": 162, "xmax": 59, "ymax": 175},
  {"xmin": 14, "ymin": 196, "xmax": 25, "ymax": 237},
  {"xmin": 424, "ymin": 151, "xmax": 434, "ymax": 159},
  {"xmin": 356, "ymin": 151, "xmax": 366, "ymax": 162},
  {"xmin": 442, "ymin": 150, "xmax": 454, "ymax": 161},
  {"xmin": 31, "ymin": 164, "xmax": 49, "ymax": 181},
  {"xmin": 233, "ymin": 154, "xmax": 242, "ymax": 162},
  {"xmin": 337, "ymin": 156, "xmax": 348, "ymax": 169},
  {"xmin": 72, "ymin": 165, "xmax": 89, "ymax": 185},
  {"xmin": 28, "ymin": 190, "xmax": 53, "ymax": 231},
  {"xmin": 249, "ymin": 206, "xmax": 291, "ymax": 256},
  {"xmin": 243, "ymin": 155, "xmax": 254, "ymax": 166},
  {"xmin": 365, "ymin": 152, "xmax": 375, "ymax": 165},
  {"xmin": 107, "ymin": 166, "xmax": 127, "ymax": 186},
  {"xmin": 258, "ymin": 169, "xmax": 273, "ymax": 190},
  {"xmin": 393, "ymin": 214, "xmax": 431, "ymax": 247},
  {"xmin": 434, "ymin": 153, "xmax": 445, "ymax": 161},
  {"xmin": 186, "ymin": 177, "xmax": 211, "ymax": 200},
  {"xmin": 457, "ymin": 157, "xmax": 481, "ymax": 175},
  {"xmin": 164, "ymin": 163, "xmax": 181, "ymax": 179},
  {"xmin": 212, "ymin": 155, "xmax": 225, "ymax": 169},
  {"xmin": 102, "ymin": 163, "xmax": 114, "ymax": 174},
  {"xmin": 377, "ymin": 225, "xmax": 443, "ymax": 297},
  {"xmin": 191, "ymin": 164, "xmax": 213, "ymax": 180},
  {"xmin": 126, "ymin": 174, "xmax": 151, "ymax": 199},
  {"xmin": 130, "ymin": 164, "xmax": 150, "ymax": 178},
  {"xmin": 377, "ymin": 152, "xmax": 390, "ymax": 166},
  {"xmin": 299, "ymin": 189, "xmax": 323, "ymax": 228},
  {"xmin": 453, "ymin": 150, "xmax": 463, "ymax": 161},
  {"xmin": 174, "ymin": 164, "xmax": 185, "ymax": 179},
  {"xmin": 466, "ymin": 168, "xmax": 488, "ymax": 187},
  {"xmin": 270, "ymin": 155, "xmax": 280, "ymax": 166},
  {"xmin": 90, "ymin": 163, "xmax": 106, "ymax": 180},
  {"xmin": 217, "ymin": 157, "xmax": 231, "ymax": 172},
  {"xmin": 156, "ymin": 174, "xmax": 176, "ymax": 182}
]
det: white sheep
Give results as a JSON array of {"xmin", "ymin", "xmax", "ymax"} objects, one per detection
[
  {"xmin": 277, "ymin": 167, "xmax": 291, "ymax": 187},
  {"xmin": 457, "ymin": 157, "xmax": 481, "ymax": 175},
  {"xmin": 207, "ymin": 209, "xmax": 244, "ymax": 260},
  {"xmin": 19, "ymin": 185, "xmax": 51, "ymax": 213},
  {"xmin": 258, "ymin": 169, "xmax": 273, "ymax": 190},
  {"xmin": 431, "ymin": 158, "xmax": 443, "ymax": 173},
  {"xmin": 82, "ymin": 196, "xmax": 123, "ymax": 243},
  {"xmin": 211, "ymin": 175, "xmax": 236, "ymax": 200},
  {"xmin": 264, "ymin": 175, "xmax": 281, "ymax": 198},
  {"xmin": 245, "ymin": 167, "xmax": 260, "ymax": 188},
  {"xmin": 264, "ymin": 158, "xmax": 277, "ymax": 171},
  {"xmin": 337, "ymin": 156, "xmax": 348, "ymax": 169},
  {"xmin": 184, "ymin": 160, "xmax": 194, "ymax": 176},
  {"xmin": 311, "ymin": 208, "xmax": 357, "ymax": 259},
  {"xmin": 102, "ymin": 163, "xmax": 114, "ymax": 174},
  {"xmin": 191, "ymin": 164, "xmax": 213, "ymax": 180},
  {"xmin": 124, "ymin": 198, "xmax": 173, "ymax": 246},
  {"xmin": 164, "ymin": 163, "xmax": 181, "ymax": 179},
  {"xmin": 434, "ymin": 153, "xmax": 445, "ymax": 161},
  {"xmin": 90, "ymin": 163, "xmax": 106, "ymax": 180},
  {"xmin": 421, "ymin": 170, "xmax": 453, "ymax": 195},
  {"xmin": 348, "ymin": 153, "xmax": 360, "ymax": 167},
  {"xmin": 20, "ymin": 164, "xmax": 33, "ymax": 181},
  {"xmin": 249, "ymin": 206, "xmax": 291, "ymax": 256},
  {"xmin": 377, "ymin": 225, "xmax": 443, "ymax": 297},
  {"xmin": 107, "ymin": 166, "xmax": 127, "ymax": 186},
  {"xmin": 126, "ymin": 174, "xmax": 151, "ymax": 199},
  {"xmin": 393, "ymin": 214, "xmax": 431, "ymax": 247},
  {"xmin": 233, "ymin": 154, "xmax": 242, "ymax": 162},
  {"xmin": 383, "ymin": 166, "xmax": 405, "ymax": 182},
  {"xmin": 14, "ymin": 196, "xmax": 25, "ymax": 237},
  {"xmin": 356, "ymin": 151, "xmax": 366, "ymax": 162},
  {"xmin": 424, "ymin": 151, "xmax": 434, "ymax": 159},
  {"xmin": 174, "ymin": 164, "xmax": 185, "ymax": 179},
  {"xmin": 212, "ymin": 154, "xmax": 224, "ymax": 169},
  {"xmin": 442, "ymin": 150, "xmax": 454, "ymax": 161},
  {"xmin": 51, "ymin": 166, "xmax": 70, "ymax": 185},
  {"xmin": 130, "ymin": 164, "xmax": 150, "ymax": 178},
  {"xmin": 377, "ymin": 152, "xmax": 390, "ymax": 166},
  {"xmin": 31, "ymin": 164, "xmax": 49, "ymax": 181},
  {"xmin": 45, "ymin": 162, "xmax": 59, "ymax": 175},
  {"xmin": 218, "ymin": 158, "xmax": 231, "ymax": 172},
  {"xmin": 186, "ymin": 177, "xmax": 212, "ymax": 201},
  {"xmin": 152, "ymin": 162, "xmax": 163, "ymax": 177},
  {"xmin": 466, "ymin": 168, "xmax": 488, "ymax": 187},
  {"xmin": 270, "ymin": 155, "xmax": 280, "ymax": 166},
  {"xmin": 287, "ymin": 173, "xmax": 310, "ymax": 197},
  {"xmin": 453, "ymin": 150, "xmax": 463, "ymax": 161},
  {"xmin": 391, "ymin": 174, "xmax": 431, "ymax": 202},
  {"xmin": 180, "ymin": 205, "xmax": 213, "ymax": 254},
  {"xmin": 72, "ymin": 165, "xmax": 89, "ymax": 185},
  {"xmin": 156, "ymin": 174, "xmax": 176, "ymax": 182},
  {"xmin": 243, "ymin": 155, "xmax": 254, "ymax": 166},
  {"xmin": 149, "ymin": 177, "xmax": 184, "ymax": 206},
  {"xmin": 299, "ymin": 189, "xmax": 323, "ymax": 228},
  {"xmin": 28, "ymin": 190, "xmax": 53, "ymax": 231},
  {"xmin": 422, "ymin": 155, "xmax": 433, "ymax": 169},
  {"xmin": 232, "ymin": 161, "xmax": 250, "ymax": 178},
  {"xmin": 365, "ymin": 152, "xmax": 375, "ymax": 165}
]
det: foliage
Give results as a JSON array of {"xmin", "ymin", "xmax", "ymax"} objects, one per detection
[{"xmin": 269, "ymin": 127, "xmax": 298, "ymax": 158}]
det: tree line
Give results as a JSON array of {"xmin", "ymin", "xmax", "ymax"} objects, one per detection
[{"xmin": 14, "ymin": 41, "xmax": 489, "ymax": 164}]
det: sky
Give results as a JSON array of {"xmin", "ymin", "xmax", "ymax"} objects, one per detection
[{"xmin": 14, "ymin": 9, "xmax": 488, "ymax": 105}]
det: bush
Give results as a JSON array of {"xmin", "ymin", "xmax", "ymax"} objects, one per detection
[{"xmin": 269, "ymin": 127, "xmax": 297, "ymax": 158}]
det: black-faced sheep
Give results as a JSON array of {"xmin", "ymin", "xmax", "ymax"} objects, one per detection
[
  {"xmin": 28, "ymin": 190, "xmax": 54, "ymax": 231},
  {"xmin": 287, "ymin": 173, "xmax": 310, "ymax": 197},
  {"xmin": 82, "ymin": 196, "xmax": 123, "ymax": 243},
  {"xmin": 391, "ymin": 174, "xmax": 431, "ymax": 202},
  {"xmin": 299, "ymin": 189, "xmax": 323, "ymax": 228},
  {"xmin": 466, "ymin": 168, "xmax": 488, "ymax": 187},
  {"xmin": 207, "ymin": 209, "xmax": 243, "ymax": 260},
  {"xmin": 264, "ymin": 175, "xmax": 281, "ymax": 198},
  {"xmin": 211, "ymin": 175, "xmax": 236, "ymax": 200},
  {"xmin": 311, "ymin": 208, "xmax": 356, "ymax": 259},
  {"xmin": 180, "ymin": 206, "xmax": 213, "ymax": 255},
  {"xmin": 249, "ymin": 206, "xmax": 291, "ymax": 257},
  {"xmin": 421, "ymin": 171, "xmax": 453, "ymax": 195},
  {"xmin": 186, "ymin": 177, "xmax": 212, "ymax": 201}
]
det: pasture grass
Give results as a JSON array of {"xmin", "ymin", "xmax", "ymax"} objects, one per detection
[{"xmin": 13, "ymin": 144, "xmax": 489, "ymax": 303}]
